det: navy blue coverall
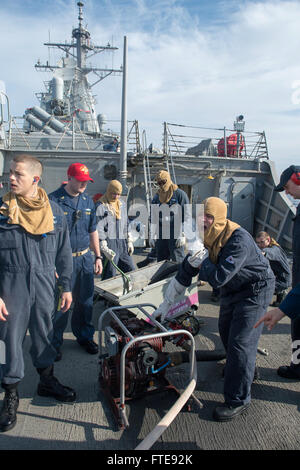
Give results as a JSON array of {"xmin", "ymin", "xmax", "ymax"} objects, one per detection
[
  {"xmin": 263, "ymin": 244, "xmax": 291, "ymax": 294},
  {"xmin": 292, "ymin": 203, "xmax": 300, "ymax": 287},
  {"xmin": 290, "ymin": 202, "xmax": 300, "ymax": 375},
  {"xmin": 279, "ymin": 282, "xmax": 300, "ymax": 320},
  {"xmin": 0, "ymin": 200, "xmax": 72, "ymax": 385},
  {"xmin": 49, "ymin": 186, "xmax": 97, "ymax": 350},
  {"xmin": 96, "ymin": 200, "xmax": 135, "ymax": 280},
  {"xmin": 176, "ymin": 227, "xmax": 275, "ymax": 407},
  {"xmin": 151, "ymin": 188, "xmax": 189, "ymax": 263}
]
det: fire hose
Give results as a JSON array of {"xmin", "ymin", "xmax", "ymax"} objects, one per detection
[
  {"xmin": 98, "ymin": 304, "xmax": 226, "ymax": 450},
  {"xmin": 111, "ymin": 259, "xmax": 132, "ymax": 293},
  {"xmin": 134, "ymin": 349, "xmax": 226, "ymax": 450},
  {"xmin": 135, "ymin": 343, "xmax": 266, "ymax": 450},
  {"xmin": 135, "ymin": 353, "xmax": 197, "ymax": 451},
  {"xmin": 102, "ymin": 257, "xmax": 132, "ymax": 293}
]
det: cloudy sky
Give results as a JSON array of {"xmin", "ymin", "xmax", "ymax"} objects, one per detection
[{"xmin": 1, "ymin": 0, "xmax": 300, "ymax": 174}]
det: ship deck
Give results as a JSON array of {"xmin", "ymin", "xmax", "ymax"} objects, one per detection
[{"xmin": 0, "ymin": 250, "xmax": 299, "ymax": 452}]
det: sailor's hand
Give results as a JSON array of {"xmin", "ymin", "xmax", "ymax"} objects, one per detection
[
  {"xmin": 105, "ymin": 248, "xmax": 115, "ymax": 262},
  {"xmin": 60, "ymin": 292, "xmax": 72, "ymax": 313},
  {"xmin": 0, "ymin": 298, "xmax": 8, "ymax": 322},
  {"xmin": 152, "ymin": 277, "xmax": 186, "ymax": 323},
  {"xmin": 100, "ymin": 240, "xmax": 116, "ymax": 261},
  {"xmin": 149, "ymin": 238, "xmax": 156, "ymax": 249},
  {"xmin": 94, "ymin": 257, "xmax": 103, "ymax": 275},
  {"xmin": 152, "ymin": 300, "xmax": 171, "ymax": 323},
  {"xmin": 127, "ymin": 240, "xmax": 134, "ymax": 256},
  {"xmin": 188, "ymin": 244, "xmax": 208, "ymax": 268},
  {"xmin": 175, "ymin": 234, "xmax": 186, "ymax": 248},
  {"xmin": 254, "ymin": 308, "xmax": 285, "ymax": 331}
]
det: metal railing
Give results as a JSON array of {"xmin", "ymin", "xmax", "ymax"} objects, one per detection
[
  {"xmin": 163, "ymin": 121, "xmax": 269, "ymax": 160},
  {"xmin": 1, "ymin": 114, "xmax": 141, "ymax": 154}
]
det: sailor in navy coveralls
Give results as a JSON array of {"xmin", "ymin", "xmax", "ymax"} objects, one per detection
[
  {"xmin": 153, "ymin": 197, "xmax": 275, "ymax": 421},
  {"xmin": 150, "ymin": 170, "xmax": 189, "ymax": 263},
  {"xmin": 273, "ymin": 164, "xmax": 300, "ymax": 380},
  {"xmin": 255, "ymin": 283, "xmax": 300, "ymax": 329},
  {"xmin": 0, "ymin": 155, "xmax": 76, "ymax": 433},
  {"xmin": 49, "ymin": 163, "xmax": 102, "ymax": 359},
  {"xmin": 255, "ymin": 231, "xmax": 291, "ymax": 306},
  {"xmin": 96, "ymin": 179, "xmax": 135, "ymax": 280}
]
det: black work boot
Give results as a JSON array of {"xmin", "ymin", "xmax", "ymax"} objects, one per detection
[
  {"xmin": 271, "ymin": 291, "xmax": 287, "ymax": 307},
  {"xmin": 213, "ymin": 403, "xmax": 250, "ymax": 422},
  {"xmin": 0, "ymin": 383, "xmax": 19, "ymax": 432},
  {"xmin": 136, "ymin": 257, "xmax": 155, "ymax": 268},
  {"xmin": 37, "ymin": 366, "xmax": 76, "ymax": 403}
]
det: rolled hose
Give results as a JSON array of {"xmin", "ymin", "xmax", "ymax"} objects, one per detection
[
  {"xmin": 134, "ymin": 349, "xmax": 225, "ymax": 451},
  {"xmin": 170, "ymin": 349, "xmax": 226, "ymax": 364},
  {"xmin": 135, "ymin": 354, "xmax": 197, "ymax": 451}
]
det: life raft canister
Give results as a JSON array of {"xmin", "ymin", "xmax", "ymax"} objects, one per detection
[{"xmin": 217, "ymin": 133, "xmax": 244, "ymax": 157}]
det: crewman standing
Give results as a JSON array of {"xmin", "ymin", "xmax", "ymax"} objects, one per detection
[
  {"xmin": 96, "ymin": 180, "xmax": 135, "ymax": 279},
  {"xmin": 273, "ymin": 164, "xmax": 300, "ymax": 379},
  {"xmin": 150, "ymin": 170, "xmax": 189, "ymax": 263},
  {"xmin": 0, "ymin": 154, "xmax": 75, "ymax": 433},
  {"xmin": 153, "ymin": 197, "xmax": 275, "ymax": 421},
  {"xmin": 255, "ymin": 231, "xmax": 291, "ymax": 306},
  {"xmin": 49, "ymin": 163, "xmax": 102, "ymax": 360}
]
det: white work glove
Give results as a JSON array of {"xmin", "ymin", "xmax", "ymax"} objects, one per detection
[
  {"xmin": 152, "ymin": 277, "xmax": 186, "ymax": 323},
  {"xmin": 149, "ymin": 238, "xmax": 156, "ymax": 249},
  {"xmin": 175, "ymin": 233, "xmax": 186, "ymax": 248},
  {"xmin": 127, "ymin": 240, "xmax": 134, "ymax": 256},
  {"xmin": 187, "ymin": 242, "xmax": 208, "ymax": 268},
  {"xmin": 127, "ymin": 231, "xmax": 134, "ymax": 256},
  {"xmin": 100, "ymin": 240, "xmax": 115, "ymax": 262}
]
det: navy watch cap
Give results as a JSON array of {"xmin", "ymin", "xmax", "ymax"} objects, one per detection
[{"xmin": 274, "ymin": 165, "xmax": 300, "ymax": 192}]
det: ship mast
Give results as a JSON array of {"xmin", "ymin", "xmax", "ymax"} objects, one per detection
[
  {"xmin": 33, "ymin": 1, "xmax": 122, "ymax": 134},
  {"xmin": 74, "ymin": 1, "xmax": 86, "ymax": 69},
  {"xmin": 35, "ymin": 1, "xmax": 122, "ymax": 85}
]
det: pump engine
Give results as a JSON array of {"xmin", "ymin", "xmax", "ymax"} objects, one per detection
[{"xmin": 99, "ymin": 309, "xmax": 201, "ymax": 400}]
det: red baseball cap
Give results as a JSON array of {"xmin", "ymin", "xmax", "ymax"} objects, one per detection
[{"xmin": 67, "ymin": 163, "xmax": 94, "ymax": 182}]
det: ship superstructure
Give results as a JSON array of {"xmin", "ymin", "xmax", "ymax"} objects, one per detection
[
  {"xmin": 24, "ymin": 1, "xmax": 122, "ymax": 137},
  {"xmin": 0, "ymin": 1, "xmax": 296, "ymax": 253}
]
